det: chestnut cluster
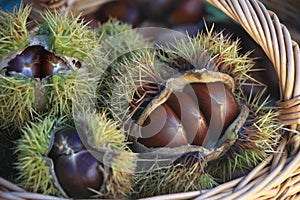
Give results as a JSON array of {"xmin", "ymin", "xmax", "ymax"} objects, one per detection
[
  {"xmin": 48, "ymin": 128, "xmax": 104, "ymax": 198},
  {"xmin": 138, "ymin": 82, "xmax": 238, "ymax": 148},
  {"xmin": 5, "ymin": 45, "xmax": 69, "ymax": 79},
  {"xmin": 88, "ymin": 0, "xmax": 205, "ymax": 28}
]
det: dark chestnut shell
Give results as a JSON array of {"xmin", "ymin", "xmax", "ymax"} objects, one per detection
[
  {"xmin": 48, "ymin": 128, "xmax": 104, "ymax": 198},
  {"xmin": 54, "ymin": 150, "xmax": 103, "ymax": 198},
  {"xmin": 168, "ymin": 0, "xmax": 204, "ymax": 25},
  {"xmin": 48, "ymin": 128, "xmax": 86, "ymax": 160},
  {"xmin": 166, "ymin": 92, "xmax": 208, "ymax": 145},
  {"xmin": 6, "ymin": 45, "xmax": 68, "ymax": 79},
  {"xmin": 138, "ymin": 103, "xmax": 189, "ymax": 148},
  {"xmin": 184, "ymin": 82, "xmax": 239, "ymax": 135}
]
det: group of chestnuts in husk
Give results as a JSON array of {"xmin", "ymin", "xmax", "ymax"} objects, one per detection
[
  {"xmin": 137, "ymin": 82, "xmax": 238, "ymax": 148},
  {"xmin": 5, "ymin": 45, "xmax": 70, "ymax": 79},
  {"xmin": 0, "ymin": 3, "xmax": 283, "ymax": 199}
]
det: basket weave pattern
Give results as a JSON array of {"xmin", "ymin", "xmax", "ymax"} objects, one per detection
[{"xmin": 1, "ymin": 0, "xmax": 300, "ymax": 199}]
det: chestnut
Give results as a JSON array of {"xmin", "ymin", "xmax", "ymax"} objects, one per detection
[
  {"xmin": 54, "ymin": 150, "xmax": 104, "ymax": 198},
  {"xmin": 166, "ymin": 92, "xmax": 208, "ymax": 145},
  {"xmin": 48, "ymin": 128, "xmax": 104, "ymax": 198},
  {"xmin": 138, "ymin": 103, "xmax": 189, "ymax": 148},
  {"xmin": 6, "ymin": 45, "xmax": 68, "ymax": 79},
  {"xmin": 95, "ymin": 0, "xmax": 141, "ymax": 27},
  {"xmin": 48, "ymin": 128, "xmax": 86, "ymax": 160},
  {"xmin": 168, "ymin": 0, "xmax": 204, "ymax": 25},
  {"xmin": 184, "ymin": 82, "xmax": 239, "ymax": 135},
  {"xmin": 42, "ymin": 50, "xmax": 68, "ymax": 77},
  {"xmin": 6, "ymin": 45, "xmax": 43, "ymax": 78}
]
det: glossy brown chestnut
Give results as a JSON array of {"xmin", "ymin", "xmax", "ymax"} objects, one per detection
[
  {"xmin": 6, "ymin": 46, "xmax": 43, "ymax": 78},
  {"xmin": 184, "ymin": 82, "xmax": 239, "ymax": 135},
  {"xmin": 42, "ymin": 50, "xmax": 68, "ymax": 77},
  {"xmin": 95, "ymin": 0, "xmax": 141, "ymax": 27},
  {"xmin": 166, "ymin": 92, "xmax": 208, "ymax": 145},
  {"xmin": 48, "ymin": 128, "xmax": 86, "ymax": 160},
  {"xmin": 6, "ymin": 45, "xmax": 68, "ymax": 79},
  {"xmin": 54, "ymin": 150, "xmax": 103, "ymax": 198},
  {"xmin": 168, "ymin": 0, "xmax": 204, "ymax": 25},
  {"xmin": 49, "ymin": 128, "xmax": 104, "ymax": 198},
  {"xmin": 138, "ymin": 103, "xmax": 189, "ymax": 148}
]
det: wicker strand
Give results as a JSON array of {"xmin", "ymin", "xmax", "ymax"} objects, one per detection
[
  {"xmin": 0, "ymin": 178, "xmax": 24, "ymax": 192},
  {"xmin": 234, "ymin": 155, "xmax": 272, "ymax": 190},
  {"xmin": 140, "ymin": 191, "xmax": 203, "ymax": 200},
  {"xmin": 6, "ymin": 192, "xmax": 67, "ymax": 200},
  {"xmin": 209, "ymin": 0, "xmax": 298, "ymax": 101},
  {"xmin": 0, "ymin": 177, "xmax": 67, "ymax": 200},
  {"xmin": 0, "ymin": 191, "xmax": 24, "ymax": 200},
  {"xmin": 197, "ymin": 0, "xmax": 300, "ymax": 199}
]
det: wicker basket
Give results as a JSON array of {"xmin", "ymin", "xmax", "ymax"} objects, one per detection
[{"xmin": 2, "ymin": 0, "xmax": 300, "ymax": 199}]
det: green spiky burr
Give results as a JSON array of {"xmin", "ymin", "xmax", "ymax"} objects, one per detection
[
  {"xmin": 207, "ymin": 91, "xmax": 282, "ymax": 181},
  {"xmin": 158, "ymin": 28, "xmax": 255, "ymax": 86},
  {"xmin": 15, "ymin": 117, "xmax": 62, "ymax": 195},
  {"xmin": 133, "ymin": 158, "xmax": 217, "ymax": 198},
  {"xmin": 96, "ymin": 19, "xmax": 154, "ymax": 112},
  {"xmin": 15, "ymin": 110, "xmax": 136, "ymax": 198},
  {"xmin": 0, "ymin": 6, "xmax": 99, "ymax": 131},
  {"xmin": 98, "ymin": 18, "xmax": 151, "ymax": 64},
  {"xmin": 0, "ymin": 5, "xmax": 30, "ymax": 58}
]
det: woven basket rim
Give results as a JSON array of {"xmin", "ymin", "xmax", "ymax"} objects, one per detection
[{"xmin": 2, "ymin": 0, "xmax": 300, "ymax": 199}]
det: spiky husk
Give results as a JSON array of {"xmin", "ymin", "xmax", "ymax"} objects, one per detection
[
  {"xmin": 108, "ymin": 49, "xmax": 165, "ymax": 124},
  {"xmin": 108, "ymin": 30, "xmax": 256, "ymax": 125},
  {"xmin": 74, "ymin": 110, "xmax": 128, "ymax": 152},
  {"xmin": 0, "ymin": 76, "xmax": 36, "ymax": 131},
  {"xmin": 38, "ymin": 10, "xmax": 99, "ymax": 62},
  {"xmin": 100, "ymin": 151, "xmax": 136, "ymax": 199},
  {"xmin": 207, "ymin": 88, "xmax": 282, "ymax": 181},
  {"xmin": 73, "ymin": 110, "xmax": 136, "ymax": 198},
  {"xmin": 96, "ymin": 18, "xmax": 152, "ymax": 79},
  {"xmin": 73, "ymin": 107, "xmax": 136, "ymax": 198},
  {"xmin": 46, "ymin": 70, "xmax": 97, "ymax": 121},
  {"xmin": 0, "ymin": 68, "xmax": 97, "ymax": 131},
  {"xmin": 15, "ymin": 108, "xmax": 136, "ymax": 198},
  {"xmin": 96, "ymin": 19, "xmax": 154, "ymax": 111},
  {"xmin": 158, "ymin": 28, "xmax": 255, "ymax": 87},
  {"xmin": 98, "ymin": 18, "xmax": 151, "ymax": 65},
  {"xmin": 0, "ymin": 5, "xmax": 30, "ymax": 58},
  {"xmin": 15, "ymin": 117, "xmax": 67, "ymax": 195},
  {"xmin": 0, "ymin": 6, "xmax": 99, "ymax": 131},
  {"xmin": 133, "ymin": 161, "xmax": 217, "ymax": 198}
]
